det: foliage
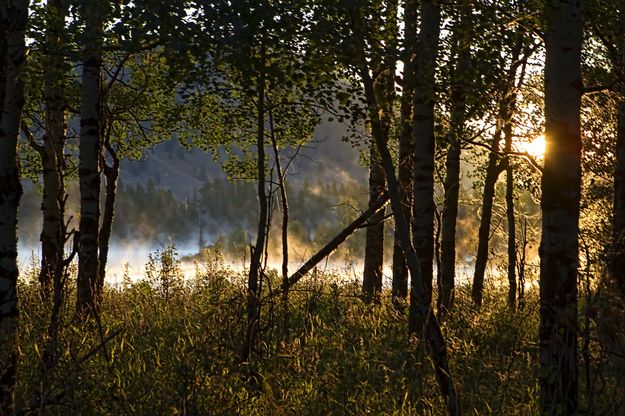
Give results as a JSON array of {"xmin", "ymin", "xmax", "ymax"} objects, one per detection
[
  {"xmin": 172, "ymin": 0, "xmax": 358, "ymax": 180},
  {"xmin": 145, "ymin": 242, "xmax": 184, "ymax": 301},
  {"xmin": 11, "ymin": 0, "xmax": 625, "ymax": 414}
]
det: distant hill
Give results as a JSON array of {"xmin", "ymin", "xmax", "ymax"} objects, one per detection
[
  {"xmin": 120, "ymin": 118, "xmax": 368, "ymax": 201},
  {"xmin": 18, "ymin": 119, "xmax": 370, "ymax": 251}
]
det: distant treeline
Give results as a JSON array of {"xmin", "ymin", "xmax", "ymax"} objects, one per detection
[{"xmin": 109, "ymin": 178, "xmax": 370, "ymax": 258}]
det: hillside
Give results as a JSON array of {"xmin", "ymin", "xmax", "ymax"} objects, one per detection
[{"xmin": 119, "ymin": 119, "xmax": 368, "ymax": 201}]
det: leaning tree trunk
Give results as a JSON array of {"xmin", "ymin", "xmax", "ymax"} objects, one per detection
[
  {"xmin": 39, "ymin": 0, "xmax": 68, "ymax": 299},
  {"xmin": 0, "ymin": 0, "xmax": 28, "ymax": 411},
  {"xmin": 283, "ymin": 194, "xmax": 389, "ymax": 291},
  {"xmin": 439, "ymin": 6, "xmax": 471, "ymax": 312},
  {"xmin": 391, "ymin": 0, "xmax": 417, "ymax": 303},
  {"xmin": 410, "ymin": 0, "xmax": 440, "ymax": 333},
  {"xmin": 77, "ymin": 0, "xmax": 105, "ymax": 318},
  {"xmin": 540, "ymin": 0, "xmax": 583, "ymax": 413}
]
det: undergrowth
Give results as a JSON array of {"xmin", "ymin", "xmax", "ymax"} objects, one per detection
[{"xmin": 14, "ymin": 247, "xmax": 625, "ymax": 415}]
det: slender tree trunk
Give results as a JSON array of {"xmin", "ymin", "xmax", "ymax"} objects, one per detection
[
  {"xmin": 392, "ymin": 0, "xmax": 417, "ymax": 303},
  {"xmin": 504, "ymin": 126, "xmax": 516, "ymax": 308},
  {"xmin": 613, "ymin": 82, "xmax": 625, "ymax": 296},
  {"xmin": 363, "ymin": 1, "xmax": 397, "ymax": 303},
  {"xmin": 26, "ymin": 0, "xmax": 70, "ymax": 387},
  {"xmin": 434, "ymin": 207, "xmax": 443, "ymax": 299},
  {"xmin": 613, "ymin": 9, "xmax": 625, "ymax": 296},
  {"xmin": 37, "ymin": 0, "xmax": 71, "ymax": 386},
  {"xmin": 392, "ymin": 116, "xmax": 413, "ymax": 302},
  {"xmin": 613, "ymin": 101, "xmax": 625, "ymax": 294},
  {"xmin": 410, "ymin": 0, "xmax": 440, "ymax": 332},
  {"xmin": 77, "ymin": 0, "xmax": 105, "ymax": 318},
  {"xmin": 540, "ymin": 0, "xmax": 583, "ymax": 413},
  {"xmin": 471, "ymin": 37, "xmax": 525, "ymax": 306},
  {"xmin": 518, "ymin": 218, "xmax": 527, "ymax": 309},
  {"xmin": 269, "ymin": 109, "xmax": 290, "ymax": 336},
  {"xmin": 0, "ymin": 0, "xmax": 28, "ymax": 411},
  {"xmin": 391, "ymin": 110, "xmax": 413, "ymax": 300},
  {"xmin": 97, "ymin": 139, "xmax": 119, "ymax": 304},
  {"xmin": 439, "ymin": 9, "xmax": 471, "ymax": 311},
  {"xmin": 39, "ymin": 0, "xmax": 68, "ymax": 299},
  {"xmin": 440, "ymin": 138, "xmax": 461, "ymax": 312},
  {"xmin": 471, "ymin": 133, "xmax": 503, "ymax": 306},
  {"xmin": 360, "ymin": 60, "xmax": 461, "ymax": 416},
  {"xmin": 362, "ymin": 146, "xmax": 385, "ymax": 303},
  {"xmin": 243, "ymin": 44, "xmax": 267, "ymax": 363}
]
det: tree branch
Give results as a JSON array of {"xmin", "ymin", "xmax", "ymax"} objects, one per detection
[
  {"xmin": 460, "ymin": 135, "xmax": 543, "ymax": 173},
  {"xmin": 21, "ymin": 120, "xmax": 44, "ymax": 155},
  {"xmin": 272, "ymin": 193, "xmax": 389, "ymax": 292}
]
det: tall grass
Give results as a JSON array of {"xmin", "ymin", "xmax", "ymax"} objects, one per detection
[{"xmin": 14, "ymin": 247, "xmax": 625, "ymax": 415}]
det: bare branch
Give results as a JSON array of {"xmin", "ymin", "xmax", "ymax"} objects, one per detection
[
  {"xmin": 460, "ymin": 135, "xmax": 543, "ymax": 173},
  {"xmin": 21, "ymin": 120, "xmax": 44, "ymax": 155},
  {"xmin": 273, "ymin": 193, "xmax": 389, "ymax": 292}
]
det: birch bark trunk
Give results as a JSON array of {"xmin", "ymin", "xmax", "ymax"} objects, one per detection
[
  {"xmin": 243, "ymin": 44, "xmax": 267, "ymax": 363},
  {"xmin": 410, "ymin": 0, "xmax": 440, "ymax": 331},
  {"xmin": 77, "ymin": 0, "xmax": 105, "ymax": 318},
  {"xmin": 39, "ymin": 0, "xmax": 68, "ymax": 298},
  {"xmin": 0, "ymin": 0, "xmax": 28, "ymax": 411},
  {"xmin": 391, "ymin": 0, "xmax": 417, "ymax": 303},
  {"xmin": 362, "ymin": 146, "xmax": 386, "ymax": 302},
  {"xmin": 97, "ymin": 139, "xmax": 119, "ymax": 305},
  {"xmin": 363, "ymin": 0, "xmax": 398, "ymax": 303}
]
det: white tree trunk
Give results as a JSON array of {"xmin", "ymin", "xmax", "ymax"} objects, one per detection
[
  {"xmin": 0, "ymin": 0, "xmax": 29, "ymax": 411},
  {"xmin": 77, "ymin": 0, "xmax": 105, "ymax": 317},
  {"xmin": 39, "ymin": 0, "xmax": 68, "ymax": 297}
]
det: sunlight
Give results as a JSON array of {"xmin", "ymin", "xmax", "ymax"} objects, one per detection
[{"xmin": 515, "ymin": 134, "xmax": 546, "ymax": 159}]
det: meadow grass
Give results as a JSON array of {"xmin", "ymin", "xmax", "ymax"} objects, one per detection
[{"xmin": 14, "ymin": 249, "xmax": 625, "ymax": 415}]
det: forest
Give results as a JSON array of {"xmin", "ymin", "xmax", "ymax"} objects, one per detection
[{"xmin": 1, "ymin": 0, "xmax": 624, "ymax": 414}]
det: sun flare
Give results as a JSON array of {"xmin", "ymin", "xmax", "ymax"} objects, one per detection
[{"xmin": 515, "ymin": 134, "xmax": 546, "ymax": 159}]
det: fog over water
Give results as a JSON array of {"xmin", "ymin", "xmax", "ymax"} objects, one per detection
[
  {"xmin": 18, "ymin": 235, "xmax": 485, "ymax": 289},
  {"xmin": 15, "ymin": 117, "xmax": 378, "ymax": 282},
  {"xmin": 17, "ymin": 119, "xmax": 540, "ymax": 289}
]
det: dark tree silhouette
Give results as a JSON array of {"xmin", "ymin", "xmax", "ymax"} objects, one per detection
[{"xmin": 540, "ymin": 0, "xmax": 583, "ymax": 413}]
